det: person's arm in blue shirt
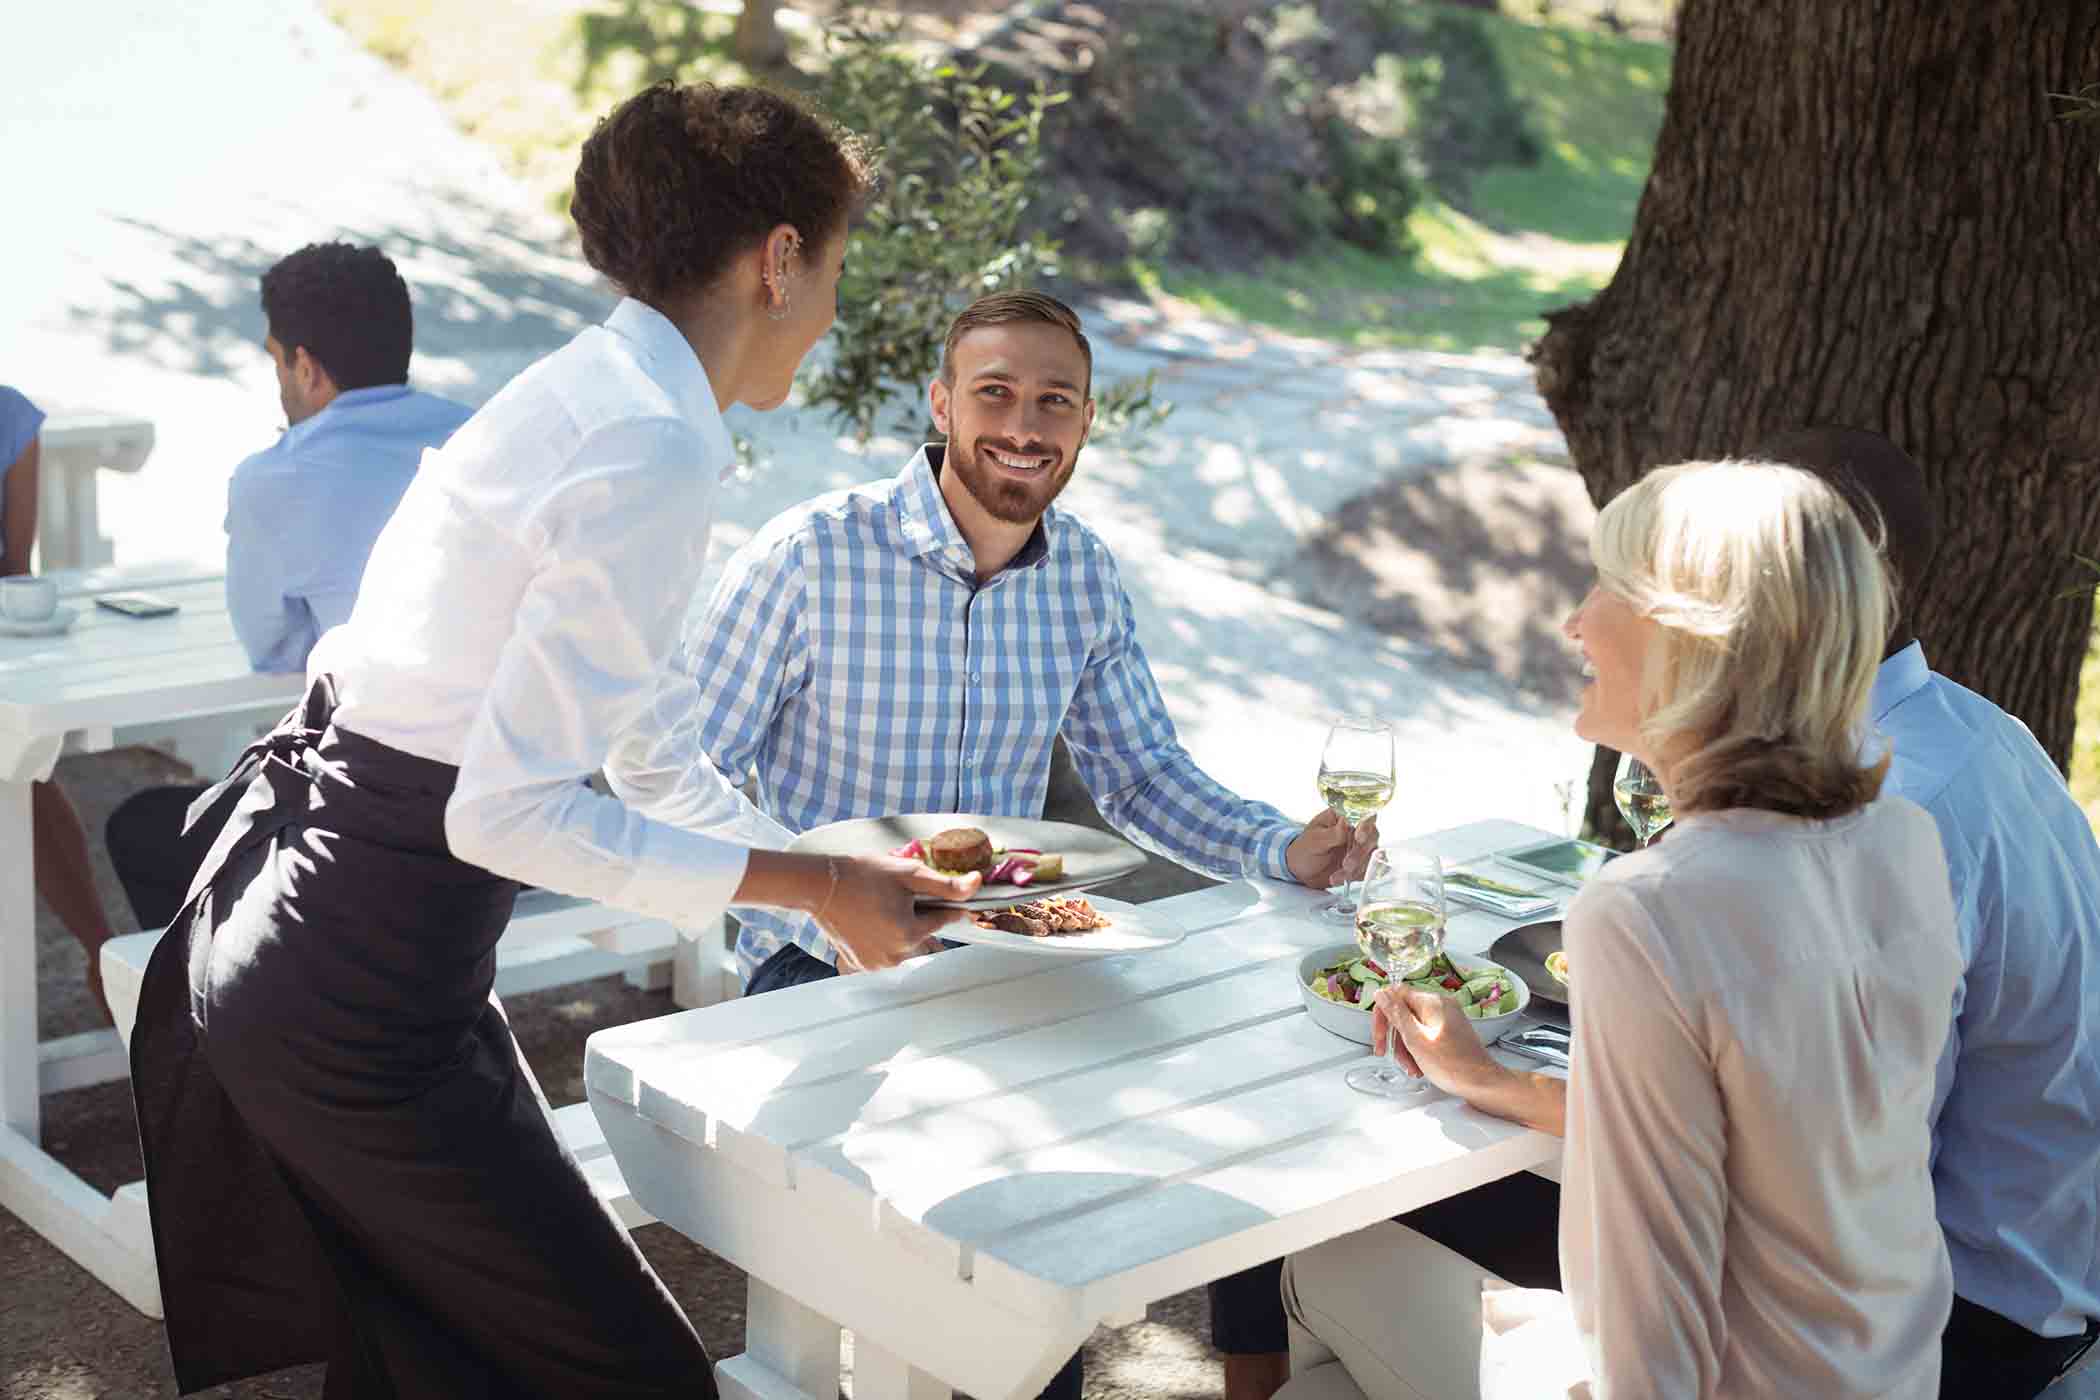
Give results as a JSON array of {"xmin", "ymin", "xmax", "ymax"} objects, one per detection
[
  {"xmin": 224, "ymin": 459, "xmax": 318, "ymax": 673},
  {"xmin": 2, "ymin": 435, "xmax": 36, "ymax": 577},
  {"xmin": 1, "ymin": 387, "xmax": 44, "ymax": 575},
  {"xmin": 1060, "ymin": 547, "xmax": 1304, "ymax": 882}
]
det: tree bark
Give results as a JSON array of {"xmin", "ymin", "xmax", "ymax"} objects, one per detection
[
  {"xmin": 1532, "ymin": 0, "xmax": 2100, "ymax": 784},
  {"xmin": 734, "ymin": 0, "xmax": 788, "ymax": 71}
]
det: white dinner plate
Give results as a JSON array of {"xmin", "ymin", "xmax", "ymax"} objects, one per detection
[
  {"xmin": 0, "ymin": 605, "xmax": 80, "ymax": 638},
  {"xmin": 936, "ymin": 895, "xmax": 1183, "ymax": 957},
  {"xmin": 789, "ymin": 813, "xmax": 1148, "ymax": 909}
]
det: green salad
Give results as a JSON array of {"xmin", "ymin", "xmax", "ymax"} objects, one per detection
[{"xmin": 1309, "ymin": 951, "xmax": 1519, "ymax": 1019}]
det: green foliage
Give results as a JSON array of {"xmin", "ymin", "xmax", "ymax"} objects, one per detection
[
  {"xmin": 572, "ymin": 0, "xmax": 744, "ymax": 97},
  {"xmin": 1374, "ymin": 4, "xmax": 1540, "ymax": 203},
  {"xmin": 1317, "ymin": 115, "xmax": 1421, "ymax": 254},
  {"xmin": 799, "ymin": 15, "xmax": 1167, "ymax": 445}
]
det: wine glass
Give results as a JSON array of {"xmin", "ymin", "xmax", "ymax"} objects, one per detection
[
  {"xmin": 1345, "ymin": 847, "xmax": 1445, "ymax": 1099},
  {"xmin": 1613, "ymin": 753, "xmax": 1673, "ymax": 848},
  {"xmin": 1315, "ymin": 718, "xmax": 1396, "ymax": 921}
]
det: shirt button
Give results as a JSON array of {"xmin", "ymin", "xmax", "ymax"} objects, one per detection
[{"xmin": 971, "ymin": 672, "xmax": 981, "ymax": 684}]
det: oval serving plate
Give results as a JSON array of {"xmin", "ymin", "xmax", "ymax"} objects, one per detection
[
  {"xmin": 937, "ymin": 895, "xmax": 1182, "ymax": 958},
  {"xmin": 788, "ymin": 813, "xmax": 1148, "ymax": 909},
  {"xmin": 1488, "ymin": 919, "xmax": 1568, "ymax": 1008}
]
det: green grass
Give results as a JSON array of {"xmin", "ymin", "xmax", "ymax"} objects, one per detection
[
  {"xmin": 1150, "ymin": 5, "xmax": 1671, "ymax": 353},
  {"xmin": 328, "ymin": 0, "xmax": 759, "ymax": 213},
  {"xmin": 2074, "ymin": 599, "xmax": 2100, "ymax": 827}
]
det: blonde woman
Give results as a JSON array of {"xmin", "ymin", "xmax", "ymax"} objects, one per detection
[{"xmin": 1277, "ymin": 462, "xmax": 1962, "ymax": 1399}]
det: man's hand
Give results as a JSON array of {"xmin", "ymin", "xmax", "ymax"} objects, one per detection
[
  {"xmin": 1286, "ymin": 810, "xmax": 1380, "ymax": 889},
  {"xmin": 1371, "ymin": 983, "xmax": 1505, "ymax": 1100},
  {"xmin": 818, "ymin": 855, "xmax": 981, "ymax": 973}
]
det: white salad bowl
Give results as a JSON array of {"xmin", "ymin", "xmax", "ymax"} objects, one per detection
[{"xmin": 1296, "ymin": 942, "xmax": 1531, "ymax": 1046}]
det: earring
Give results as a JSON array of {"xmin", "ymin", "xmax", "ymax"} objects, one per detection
[{"xmin": 767, "ymin": 282, "xmax": 791, "ymax": 321}]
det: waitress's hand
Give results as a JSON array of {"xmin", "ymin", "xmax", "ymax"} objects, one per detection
[{"xmin": 818, "ymin": 855, "xmax": 981, "ymax": 973}]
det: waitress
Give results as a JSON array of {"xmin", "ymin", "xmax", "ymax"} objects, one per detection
[{"xmin": 129, "ymin": 81, "xmax": 977, "ymax": 1398}]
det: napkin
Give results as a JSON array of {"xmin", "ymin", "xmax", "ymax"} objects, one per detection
[{"xmin": 1478, "ymin": 1281, "xmax": 1593, "ymax": 1400}]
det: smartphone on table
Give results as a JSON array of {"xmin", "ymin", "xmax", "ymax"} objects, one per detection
[{"xmin": 94, "ymin": 591, "xmax": 181, "ymax": 618}]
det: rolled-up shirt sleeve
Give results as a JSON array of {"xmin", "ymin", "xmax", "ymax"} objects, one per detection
[
  {"xmin": 1558, "ymin": 880, "xmax": 1728, "ymax": 1398},
  {"xmin": 444, "ymin": 419, "xmax": 752, "ymax": 926}
]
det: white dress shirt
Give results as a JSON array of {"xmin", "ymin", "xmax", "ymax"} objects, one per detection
[
  {"xmin": 1559, "ymin": 800, "xmax": 1961, "ymax": 1397},
  {"xmin": 311, "ymin": 298, "xmax": 754, "ymax": 927}
]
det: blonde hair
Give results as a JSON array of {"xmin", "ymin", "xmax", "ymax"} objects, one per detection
[{"xmin": 1592, "ymin": 460, "xmax": 1890, "ymax": 819}]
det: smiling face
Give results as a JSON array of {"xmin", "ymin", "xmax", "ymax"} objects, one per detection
[
  {"xmin": 929, "ymin": 321, "xmax": 1096, "ymax": 526},
  {"xmin": 1563, "ymin": 584, "xmax": 1655, "ymax": 758}
]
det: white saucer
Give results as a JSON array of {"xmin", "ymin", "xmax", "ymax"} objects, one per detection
[{"xmin": 0, "ymin": 604, "xmax": 81, "ymax": 638}]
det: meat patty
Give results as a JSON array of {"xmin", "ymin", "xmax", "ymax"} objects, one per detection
[{"xmin": 925, "ymin": 827, "xmax": 994, "ymax": 875}]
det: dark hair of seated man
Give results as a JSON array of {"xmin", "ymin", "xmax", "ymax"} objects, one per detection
[{"xmin": 260, "ymin": 241, "xmax": 415, "ymax": 393}]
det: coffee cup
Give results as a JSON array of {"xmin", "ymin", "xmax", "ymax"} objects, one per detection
[{"xmin": 0, "ymin": 576, "xmax": 60, "ymax": 624}]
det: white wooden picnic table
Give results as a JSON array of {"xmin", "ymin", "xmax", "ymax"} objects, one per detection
[
  {"xmin": 0, "ymin": 569, "xmax": 300, "ymax": 1313},
  {"xmin": 586, "ymin": 818, "xmax": 1571, "ymax": 1400}
]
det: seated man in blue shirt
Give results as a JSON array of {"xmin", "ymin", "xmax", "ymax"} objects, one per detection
[
  {"xmin": 104, "ymin": 242, "xmax": 470, "ymax": 931},
  {"xmin": 659, "ymin": 291, "xmax": 1377, "ymax": 1400},
  {"xmin": 1758, "ymin": 427, "xmax": 2100, "ymax": 1398}
]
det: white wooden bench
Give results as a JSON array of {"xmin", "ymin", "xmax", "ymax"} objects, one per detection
[{"xmin": 78, "ymin": 892, "xmax": 752, "ymax": 1315}]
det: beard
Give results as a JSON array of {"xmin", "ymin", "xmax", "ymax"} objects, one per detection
[{"xmin": 948, "ymin": 435, "xmax": 1080, "ymax": 525}]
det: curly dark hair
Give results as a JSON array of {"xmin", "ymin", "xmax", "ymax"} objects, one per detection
[
  {"xmin": 259, "ymin": 242, "xmax": 414, "ymax": 391},
  {"xmin": 571, "ymin": 82, "xmax": 874, "ymax": 308}
]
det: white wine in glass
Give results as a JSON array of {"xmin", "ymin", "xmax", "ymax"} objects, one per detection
[
  {"xmin": 1317, "ymin": 718, "xmax": 1397, "ymax": 922},
  {"xmin": 1319, "ymin": 769, "xmax": 1397, "ymax": 825},
  {"xmin": 1613, "ymin": 754, "xmax": 1673, "ymax": 848},
  {"xmin": 1345, "ymin": 848, "xmax": 1445, "ymax": 1099}
]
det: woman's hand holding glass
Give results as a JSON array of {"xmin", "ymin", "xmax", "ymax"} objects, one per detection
[
  {"xmin": 1371, "ymin": 982, "xmax": 1502, "ymax": 1100},
  {"xmin": 1344, "ymin": 846, "xmax": 1445, "ymax": 1098}
]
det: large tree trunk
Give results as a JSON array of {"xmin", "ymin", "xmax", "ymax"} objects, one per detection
[
  {"xmin": 1532, "ymin": 0, "xmax": 2100, "ymax": 795},
  {"xmin": 734, "ymin": 0, "xmax": 788, "ymax": 70}
]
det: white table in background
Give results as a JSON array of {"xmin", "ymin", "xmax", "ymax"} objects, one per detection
[
  {"xmin": 586, "ymin": 819, "xmax": 1569, "ymax": 1400},
  {"xmin": 37, "ymin": 410, "xmax": 155, "ymax": 572},
  {"xmin": 0, "ymin": 570, "xmax": 300, "ymax": 1313}
]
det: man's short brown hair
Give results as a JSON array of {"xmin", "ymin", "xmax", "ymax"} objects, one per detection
[
  {"xmin": 939, "ymin": 291, "xmax": 1093, "ymax": 394},
  {"xmin": 572, "ymin": 82, "xmax": 874, "ymax": 308}
]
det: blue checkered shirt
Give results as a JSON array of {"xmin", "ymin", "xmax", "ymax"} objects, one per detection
[{"xmin": 684, "ymin": 446, "xmax": 1301, "ymax": 978}]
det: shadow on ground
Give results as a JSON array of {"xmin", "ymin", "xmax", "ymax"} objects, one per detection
[{"xmin": 1281, "ymin": 455, "xmax": 1595, "ymax": 705}]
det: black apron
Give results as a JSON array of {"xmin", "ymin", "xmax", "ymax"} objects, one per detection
[{"xmin": 129, "ymin": 677, "xmax": 715, "ymax": 1398}]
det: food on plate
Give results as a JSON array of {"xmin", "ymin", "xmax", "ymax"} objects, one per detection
[
  {"xmin": 970, "ymin": 895, "xmax": 1112, "ymax": 937},
  {"xmin": 924, "ymin": 827, "xmax": 994, "ymax": 875},
  {"xmin": 891, "ymin": 829, "xmax": 1064, "ymax": 885},
  {"xmin": 1544, "ymin": 949, "xmax": 1570, "ymax": 985},
  {"xmin": 1308, "ymin": 951, "xmax": 1520, "ymax": 1019}
]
